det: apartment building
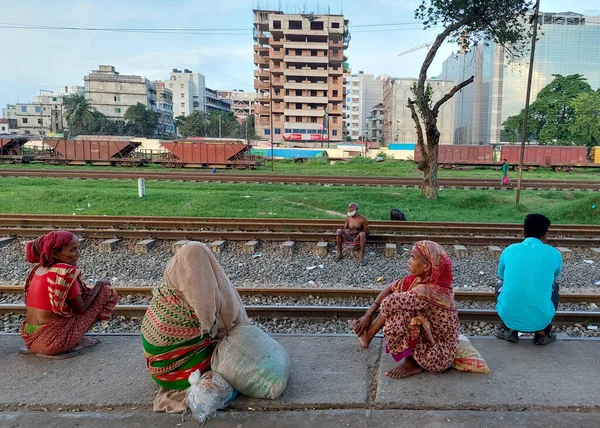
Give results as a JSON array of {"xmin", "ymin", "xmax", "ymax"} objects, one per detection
[
  {"xmin": 217, "ymin": 90, "xmax": 256, "ymax": 121},
  {"xmin": 163, "ymin": 69, "xmax": 230, "ymax": 118},
  {"xmin": 155, "ymin": 82, "xmax": 175, "ymax": 137},
  {"xmin": 343, "ymin": 70, "xmax": 383, "ymax": 141},
  {"xmin": 84, "ymin": 65, "xmax": 157, "ymax": 122},
  {"xmin": 366, "ymin": 103, "xmax": 384, "ymax": 143},
  {"xmin": 343, "ymin": 70, "xmax": 360, "ymax": 140},
  {"xmin": 1, "ymin": 86, "xmax": 83, "ymax": 135},
  {"xmin": 0, "ymin": 118, "xmax": 18, "ymax": 134},
  {"xmin": 382, "ymin": 77, "xmax": 455, "ymax": 145},
  {"xmin": 253, "ymin": 9, "xmax": 350, "ymax": 143}
]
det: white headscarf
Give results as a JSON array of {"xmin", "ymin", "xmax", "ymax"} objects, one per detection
[{"xmin": 164, "ymin": 242, "xmax": 248, "ymax": 337}]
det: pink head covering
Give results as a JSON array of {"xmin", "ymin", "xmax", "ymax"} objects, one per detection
[
  {"xmin": 413, "ymin": 240, "xmax": 453, "ymax": 290},
  {"xmin": 25, "ymin": 231, "xmax": 75, "ymax": 267}
]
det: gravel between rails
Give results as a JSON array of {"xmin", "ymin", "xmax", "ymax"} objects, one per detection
[
  {"xmin": 2, "ymin": 239, "xmax": 600, "ymax": 293},
  {"xmin": 0, "ymin": 313, "xmax": 598, "ymax": 338}
]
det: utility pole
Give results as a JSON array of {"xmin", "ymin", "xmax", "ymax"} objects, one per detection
[
  {"xmin": 270, "ymin": 69, "xmax": 274, "ymax": 172},
  {"xmin": 218, "ymin": 115, "xmax": 222, "ymax": 139},
  {"xmin": 516, "ymin": 0, "xmax": 541, "ymax": 206},
  {"xmin": 245, "ymin": 115, "xmax": 249, "ymax": 144}
]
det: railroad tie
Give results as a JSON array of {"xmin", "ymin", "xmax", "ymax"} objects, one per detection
[
  {"xmin": 0, "ymin": 237, "xmax": 15, "ymax": 249},
  {"xmin": 172, "ymin": 240, "xmax": 191, "ymax": 253},
  {"xmin": 453, "ymin": 245, "xmax": 468, "ymax": 258},
  {"xmin": 245, "ymin": 240, "xmax": 259, "ymax": 255},
  {"xmin": 282, "ymin": 241, "xmax": 296, "ymax": 256},
  {"xmin": 591, "ymin": 248, "xmax": 600, "ymax": 258},
  {"xmin": 488, "ymin": 246, "xmax": 502, "ymax": 259},
  {"xmin": 135, "ymin": 239, "xmax": 156, "ymax": 254},
  {"xmin": 313, "ymin": 241, "xmax": 329, "ymax": 257},
  {"xmin": 385, "ymin": 243, "xmax": 397, "ymax": 259},
  {"xmin": 99, "ymin": 239, "xmax": 122, "ymax": 253},
  {"xmin": 556, "ymin": 247, "xmax": 573, "ymax": 260},
  {"xmin": 210, "ymin": 240, "xmax": 227, "ymax": 254}
]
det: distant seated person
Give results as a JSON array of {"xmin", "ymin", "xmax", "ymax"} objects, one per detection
[
  {"xmin": 496, "ymin": 214, "xmax": 562, "ymax": 345},
  {"xmin": 141, "ymin": 242, "xmax": 248, "ymax": 412},
  {"xmin": 20, "ymin": 231, "xmax": 119, "ymax": 359},
  {"xmin": 390, "ymin": 208, "xmax": 407, "ymax": 221},
  {"xmin": 336, "ymin": 202, "xmax": 370, "ymax": 265},
  {"xmin": 350, "ymin": 241, "xmax": 459, "ymax": 379}
]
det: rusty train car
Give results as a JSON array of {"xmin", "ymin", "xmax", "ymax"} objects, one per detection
[
  {"xmin": 414, "ymin": 144, "xmax": 596, "ymax": 170},
  {"xmin": 36, "ymin": 138, "xmax": 146, "ymax": 166},
  {"xmin": 154, "ymin": 139, "xmax": 259, "ymax": 169},
  {"xmin": 0, "ymin": 135, "xmax": 33, "ymax": 163}
]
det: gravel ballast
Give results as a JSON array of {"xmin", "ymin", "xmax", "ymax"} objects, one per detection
[{"xmin": 2, "ymin": 239, "xmax": 600, "ymax": 294}]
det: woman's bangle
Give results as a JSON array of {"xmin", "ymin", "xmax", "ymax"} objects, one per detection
[{"xmin": 372, "ymin": 301, "xmax": 380, "ymax": 308}]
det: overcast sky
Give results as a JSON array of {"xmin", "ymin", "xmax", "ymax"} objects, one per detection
[{"xmin": 1, "ymin": 0, "xmax": 598, "ymax": 106}]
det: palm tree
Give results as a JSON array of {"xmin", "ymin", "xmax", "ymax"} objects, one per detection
[{"xmin": 64, "ymin": 94, "xmax": 95, "ymax": 138}]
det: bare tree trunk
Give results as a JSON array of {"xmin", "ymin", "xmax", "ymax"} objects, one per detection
[{"xmin": 422, "ymin": 135, "xmax": 440, "ymax": 199}]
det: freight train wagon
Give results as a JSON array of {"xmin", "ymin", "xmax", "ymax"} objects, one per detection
[
  {"xmin": 500, "ymin": 145, "xmax": 588, "ymax": 171},
  {"xmin": 0, "ymin": 135, "xmax": 33, "ymax": 163},
  {"xmin": 413, "ymin": 145, "xmax": 495, "ymax": 168},
  {"xmin": 155, "ymin": 140, "xmax": 259, "ymax": 169},
  {"xmin": 37, "ymin": 138, "xmax": 145, "ymax": 166}
]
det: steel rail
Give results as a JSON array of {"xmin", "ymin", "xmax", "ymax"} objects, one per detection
[
  {"xmin": 1, "ymin": 215, "xmax": 599, "ymax": 236},
  {"xmin": 0, "ymin": 303, "xmax": 598, "ymax": 323},
  {"xmin": 2, "ymin": 285, "xmax": 599, "ymax": 304},
  {"xmin": 1, "ymin": 215, "xmax": 600, "ymax": 243},
  {"xmin": 1, "ymin": 169, "xmax": 599, "ymax": 189},
  {"xmin": 1, "ymin": 226, "xmax": 599, "ymax": 246}
]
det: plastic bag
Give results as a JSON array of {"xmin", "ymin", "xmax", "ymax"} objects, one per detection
[
  {"xmin": 452, "ymin": 334, "xmax": 491, "ymax": 374},
  {"xmin": 211, "ymin": 324, "xmax": 290, "ymax": 399},
  {"xmin": 185, "ymin": 370, "xmax": 238, "ymax": 424}
]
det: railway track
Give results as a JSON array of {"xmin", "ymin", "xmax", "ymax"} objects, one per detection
[
  {"xmin": 2, "ymin": 286, "xmax": 599, "ymax": 323},
  {"xmin": 1, "ymin": 215, "xmax": 600, "ymax": 246},
  {"xmin": 0, "ymin": 303, "xmax": 597, "ymax": 324},
  {"xmin": 1, "ymin": 168, "xmax": 599, "ymax": 190},
  {"xmin": 1, "ymin": 285, "xmax": 599, "ymax": 304}
]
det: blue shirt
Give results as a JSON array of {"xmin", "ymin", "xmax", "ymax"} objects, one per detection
[{"xmin": 496, "ymin": 238, "xmax": 562, "ymax": 332}]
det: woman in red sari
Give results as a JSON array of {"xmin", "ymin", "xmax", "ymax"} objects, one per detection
[
  {"xmin": 352, "ymin": 240, "xmax": 459, "ymax": 379},
  {"xmin": 20, "ymin": 231, "xmax": 119, "ymax": 359}
]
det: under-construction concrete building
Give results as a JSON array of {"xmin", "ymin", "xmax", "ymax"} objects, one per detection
[{"xmin": 253, "ymin": 9, "xmax": 350, "ymax": 144}]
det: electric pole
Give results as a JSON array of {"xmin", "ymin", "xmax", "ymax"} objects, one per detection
[{"xmin": 516, "ymin": 0, "xmax": 541, "ymax": 206}]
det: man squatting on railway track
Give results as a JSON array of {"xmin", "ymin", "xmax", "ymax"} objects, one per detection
[
  {"xmin": 336, "ymin": 202, "xmax": 370, "ymax": 266},
  {"xmin": 495, "ymin": 214, "xmax": 562, "ymax": 345},
  {"xmin": 19, "ymin": 231, "xmax": 119, "ymax": 359}
]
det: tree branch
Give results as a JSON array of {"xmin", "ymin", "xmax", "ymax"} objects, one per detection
[
  {"xmin": 432, "ymin": 76, "xmax": 475, "ymax": 115},
  {"xmin": 408, "ymin": 98, "xmax": 426, "ymax": 168},
  {"xmin": 416, "ymin": 15, "xmax": 474, "ymax": 111}
]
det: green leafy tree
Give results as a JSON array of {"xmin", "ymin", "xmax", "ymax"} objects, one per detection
[
  {"xmin": 502, "ymin": 74, "xmax": 592, "ymax": 144},
  {"xmin": 570, "ymin": 90, "xmax": 600, "ymax": 151},
  {"xmin": 409, "ymin": 0, "xmax": 535, "ymax": 199},
  {"xmin": 175, "ymin": 110, "xmax": 255, "ymax": 139},
  {"xmin": 64, "ymin": 94, "xmax": 96, "ymax": 138},
  {"xmin": 124, "ymin": 103, "xmax": 158, "ymax": 137},
  {"xmin": 175, "ymin": 111, "xmax": 211, "ymax": 137}
]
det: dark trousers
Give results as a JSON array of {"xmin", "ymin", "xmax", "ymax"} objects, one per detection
[{"xmin": 495, "ymin": 281, "xmax": 559, "ymax": 333}]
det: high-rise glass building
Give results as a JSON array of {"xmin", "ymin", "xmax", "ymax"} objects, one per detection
[{"xmin": 438, "ymin": 11, "xmax": 600, "ymax": 144}]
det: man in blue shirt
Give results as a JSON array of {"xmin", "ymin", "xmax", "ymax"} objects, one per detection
[{"xmin": 496, "ymin": 214, "xmax": 562, "ymax": 345}]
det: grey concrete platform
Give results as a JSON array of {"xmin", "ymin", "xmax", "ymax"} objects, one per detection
[
  {"xmin": 376, "ymin": 337, "xmax": 600, "ymax": 411},
  {"xmin": 0, "ymin": 334, "xmax": 599, "ymax": 426},
  {"xmin": 1, "ymin": 410, "xmax": 599, "ymax": 428}
]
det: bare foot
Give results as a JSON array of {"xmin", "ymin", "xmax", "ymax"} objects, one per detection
[
  {"xmin": 358, "ymin": 332, "xmax": 371, "ymax": 349},
  {"xmin": 72, "ymin": 336, "xmax": 101, "ymax": 351},
  {"xmin": 385, "ymin": 357, "xmax": 424, "ymax": 379}
]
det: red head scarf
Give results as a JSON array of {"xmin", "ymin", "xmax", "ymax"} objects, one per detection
[
  {"xmin": 414, "ymin": 240, "xmax": 453, "ymax": 290},
  {"xmin": 25, "ymin": 231, "xmax": 75, "ymax": 267}
]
